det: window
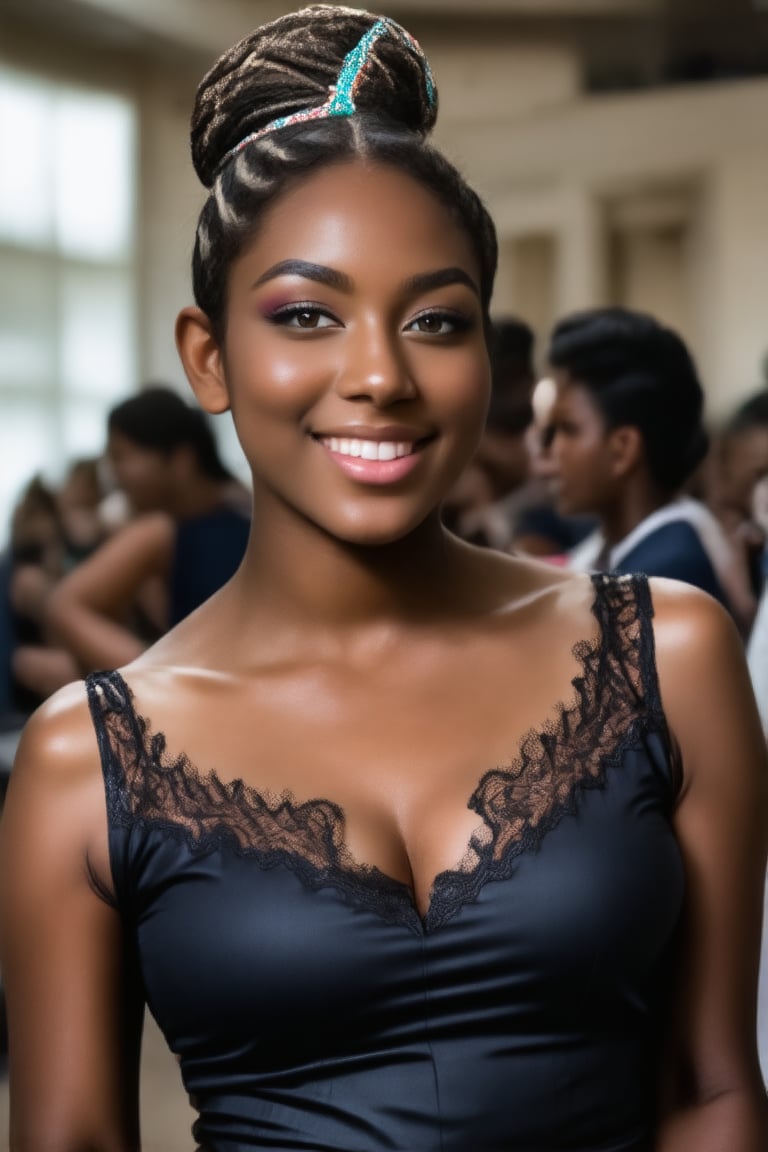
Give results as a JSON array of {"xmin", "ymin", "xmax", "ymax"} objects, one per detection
[{"xmin": 0, "ymin": 67, "xmax": 136, "ymax": 542}]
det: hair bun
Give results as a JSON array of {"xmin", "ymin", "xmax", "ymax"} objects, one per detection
[{"xmin": 191, "ymin": 5, "xmax": 437, "ymax": 188}]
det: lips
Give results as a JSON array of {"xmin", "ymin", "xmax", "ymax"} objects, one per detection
[{"xmin": 310, "ymin": 427, "xmax": 433, "ymax": 486}]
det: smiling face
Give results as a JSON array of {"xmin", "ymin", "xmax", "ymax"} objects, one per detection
[{"xmin": 185, "ymin": 160, "xmax": 491, "ymax": 548}]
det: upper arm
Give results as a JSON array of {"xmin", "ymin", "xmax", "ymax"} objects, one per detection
[
  {"xmin": 49, "ymin": 513, "xmax": 174, "ymax": 621},
  {"xmin": 651, "ymin": 579, "xmax": 768, "ymax": 1103},
  {"xmin": 0, "ymin": 687, "xmax": 143, "ymax": 1151},
  {"xmin": 46, "ymin": 514, "xmax": 175, "ymax": 672}
]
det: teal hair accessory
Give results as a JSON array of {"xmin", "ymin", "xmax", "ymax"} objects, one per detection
[{"xmin": 220, "ymin": 17, "xmax": 435, "ymax": 169}]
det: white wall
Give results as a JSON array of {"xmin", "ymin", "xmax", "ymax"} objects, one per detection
[
  {"xmin": 137, "ymin": 65, "xmax": 203, "ymax": 389},
  {"xmin": 436, "ymin": 75, "xmax": 768, "ymax": 416}
]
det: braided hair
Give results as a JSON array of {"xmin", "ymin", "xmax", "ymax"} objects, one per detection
[{"xmin": 189, "ymin": 5, "xmax": 497, "ymax": 341}]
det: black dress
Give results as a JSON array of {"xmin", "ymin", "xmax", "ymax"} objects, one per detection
[
  {"xmin": 86, "ymin": 573, "xmax": 684, "ymax": 1152},
  {"xmin": 168, "ymin": 505, "xmax": 250, "ymax": 626}
]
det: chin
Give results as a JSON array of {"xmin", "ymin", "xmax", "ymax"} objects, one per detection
[
  {"xmin": 328, "ymin": 508, "xmax": 436, "ymax": 550},
  {"xmin": 555, "ymin": 493, "xmax": 586, "ymax": 519}
]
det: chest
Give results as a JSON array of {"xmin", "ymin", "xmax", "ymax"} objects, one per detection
[
  {"xmin": 113, "ymin": 649, "xmax": 639, "ymax": 921},
  {"xmin": 129, "ymin": 736, "xmax": 683, "ymax": 1052}
]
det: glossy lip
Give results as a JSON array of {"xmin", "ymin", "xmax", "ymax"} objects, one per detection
[{"xmin": 310, "ymin": 425, "xmax": 435, "ymax": 486}]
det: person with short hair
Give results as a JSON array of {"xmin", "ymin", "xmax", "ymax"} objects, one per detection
[{"xmin": 547, "ymin": 308, "xmax": 744, "ymax": 613}]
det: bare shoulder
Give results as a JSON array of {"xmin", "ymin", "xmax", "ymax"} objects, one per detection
[
  {"xmin": 646, "ymin": 577, "xmax": 766, "ymax": 794},
  {"xmin": 8, "ymin": 679, "xmax": 105, "ymax": 824},
  {"xmin": 647, "ymin": 576, "xmax": 746, "ymax": 681}
]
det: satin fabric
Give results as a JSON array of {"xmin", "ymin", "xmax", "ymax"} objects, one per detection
[{"xmin": 88, "ymin": 576, "xmax": 683, "ymax": 1151}]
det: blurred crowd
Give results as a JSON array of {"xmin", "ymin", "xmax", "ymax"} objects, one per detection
[
  {"xmin": 3, "ymin": 308, "xmax": 768, "ymax": 732},
  {"xmin": 444, "ymin": 309, "xmax": 768, "ymax": 731},
  {"xmin": 0, "ymin": 386, "xmax": 251, "ymax": 727}
]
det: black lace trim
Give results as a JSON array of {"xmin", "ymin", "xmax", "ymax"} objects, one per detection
[{"xmin": 86, "ymin": 573, "xmax": 670, "ymax": 935}]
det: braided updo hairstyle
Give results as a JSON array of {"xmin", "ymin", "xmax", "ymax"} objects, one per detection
[{"xmin": 190, "ymin": 5, "xmax": 497, "ymax": 341}]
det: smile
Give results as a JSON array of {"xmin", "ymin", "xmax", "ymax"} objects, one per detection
[{"xmin": 318, "ymin": 437, "xmax": 417, "ymax": 461}]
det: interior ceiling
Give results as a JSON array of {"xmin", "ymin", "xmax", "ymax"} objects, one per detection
[
  {"xmin": 2, "ymin": 0, "xmax": 767, "ymax": 81},
  {"xmin": 0, "ymin": 0, "xmax": 663, "ymax": 59}
]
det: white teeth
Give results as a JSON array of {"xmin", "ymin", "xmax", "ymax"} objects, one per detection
[{"xmin": 320, "ymin": 437, "xmax": 417, "ymax": 461}]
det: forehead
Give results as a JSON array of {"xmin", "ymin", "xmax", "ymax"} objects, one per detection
[
  {"xmin": 107, "ymin": 430, "xmax": 162, "ymax": 458},
  {"xmin": 726, "ymin": 424, "xmax": 768, "ymax": 459},
  {"xmin": 232, "ymin": 159, "xmax": 481, "ymax": 287},
  {"xmin": 551, "ymin": 371, "xmax": 592, "ymax": 407}
]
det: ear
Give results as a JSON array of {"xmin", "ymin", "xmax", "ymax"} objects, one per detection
[
  {"xmin": 607, "ymin": 425, "xmax": 644, "ymax": 480},
  {"xmin": 175, "ymin": 307, "xmax": 230, "ymax": 415}
]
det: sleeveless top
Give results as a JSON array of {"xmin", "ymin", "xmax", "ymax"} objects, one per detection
[
  {"xmin": 86, "ymin": 573, "xmax": 684, "ymax": 1152},
  {"xmin": 169, "ymin": 505, "xmax": 251, "ymax": 626}
]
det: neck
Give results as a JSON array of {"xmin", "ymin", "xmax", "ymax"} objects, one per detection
[
  {"xmin": 233, "ymin": 501, "xmax": 473, "ymax": 638},
  {"xmin": 600, "ymin": 477, "xmax": 674, "ymax": 548}
]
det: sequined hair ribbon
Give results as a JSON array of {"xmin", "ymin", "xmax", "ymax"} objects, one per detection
[{"xmin": 219, "ymin": 17, "xmax": 436, "ymax": 169}]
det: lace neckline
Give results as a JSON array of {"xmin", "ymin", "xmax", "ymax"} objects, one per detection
[{"xmin": 87, "ymin": 573, "xmax": 668, "ymax": 935}]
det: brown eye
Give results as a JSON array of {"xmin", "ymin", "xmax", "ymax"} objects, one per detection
[
  {"xmin": 406, "ymin": 310, "xmax": 467, "ymax": 336},
  {"xmin": 416, "ymin": 314, "xmax": 443, "ymax": 333},
  {"xmin": 273, "ymin": 305, "xmax": 338, "ymax": 330},
  {"xmin": 271, "ymin": 306, "xmax": 337, "ymax": 330}
]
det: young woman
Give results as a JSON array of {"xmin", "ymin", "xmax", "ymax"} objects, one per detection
[
  {"xmin": 545, "ymin": 308, "xmax": 756, "ymax": 627},
  {"xmin": 43, "ymin": 386, "xmax": 251, "ymax": 676},
  {"xmin": 1, "ymin": 8, "xmax": 766, "ymax": 1151}
]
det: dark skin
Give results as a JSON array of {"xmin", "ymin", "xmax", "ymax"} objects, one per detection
[
  {"xmin": 547, "ymin": 373, "xmax": 758, "ymax": 631},
  {"xmin": 1, "ymin": 160, "xmax": 766, "ymax": 1150},
  {"xmin": 546, "ymin": 370, "xmax": 669, "ymax": 546},
  {"xmin": 39, "ymin": 441, "xmax": 247, "ymax": 678}
]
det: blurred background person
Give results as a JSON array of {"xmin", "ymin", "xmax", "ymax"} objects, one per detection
[
  {"xmin": 545, "ymin": 308, "xmax": 753, "ymax": 624},
  {"xmin": 442, "ymin": 316, "xmax": 535, "ymax": 545},
  {"xmin": 34, "ymin": 387, "xmax": 251, "ymax": 688},
  {"xmin": 446, "ymin": 321, "xmax": 595, "ymax": 560},
  {"xmin": 509, "ymin": 376, "xmax": 596, "ymax": 560},
  {"xmin": 5, "ymin": 462, "xmax": 109, "ymax": 712},
  {"xmin": 709, "ymin": 388, "xmax": 768, "ymax": 606},
  {"xmin": 747, "ymin": 473, "xmax": 768, "ymax": 733},
  {"xmin": 1, "ymin": 478, "xmax": 63, "ymax": 721},
  {"xmin": 714, "ymin": 390, "xmax": 768, "ymax": 543}
]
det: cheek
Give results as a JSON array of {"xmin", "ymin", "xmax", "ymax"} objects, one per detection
[
  {"xmin": 560, "ymin": 441, "xmax": 599, "ymax": 487},
  {"xmin": 574, "ymin": 444, "xmax": 602, "ymax": 477},
  {"xmin": 114, "ymin": 461, "xmax": 144, "ymax": 490},
  {"xmin": 227, "ymin": 340, "xmax": 332, "ymax": 424},
  {"xmin": 430, "ymin": 350, "xmax": 490, "ymax": 428}
]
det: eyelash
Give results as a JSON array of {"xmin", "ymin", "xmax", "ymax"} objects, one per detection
[
  {"xmin": 404, "ymin": 309, "xmax": 472, "ymax": 336},
  {"xmin": 266, "ymin": 303, "xmax": 473, "ymax": 338},
  {"xmin": 266, "ymin": 302, "xmax": 339, "ymax": 329}
]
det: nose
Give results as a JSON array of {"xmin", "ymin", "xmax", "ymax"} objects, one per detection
[
  {"xmin": 530, "ymin": 425, "xmax": 560, "ymax": 480},
  {"xmin": 334, "ymin": 319, "xmax": 417, "ymax": 406}
]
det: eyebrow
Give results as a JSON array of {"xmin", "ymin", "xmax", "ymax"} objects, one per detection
[
  {"xmin": 252, "ymin": 260, "xmax": 480, "ymax": 299},
  {"xmin": 253, "ymin": 260, "xmax": 352, "ymax": 292},
  {"xmin": 403, "ymin": 267, "xmax": 480, "ymax": 298}
]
